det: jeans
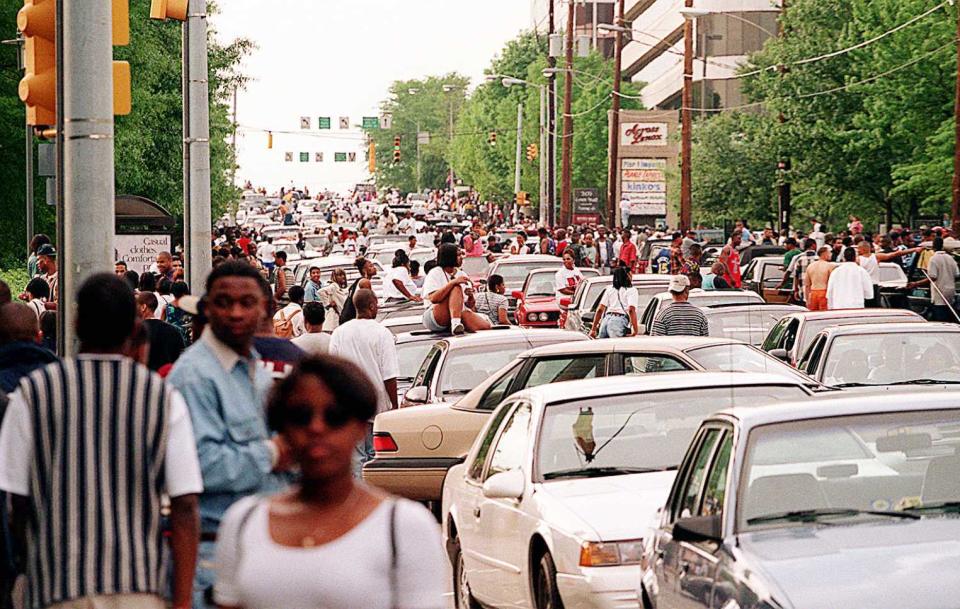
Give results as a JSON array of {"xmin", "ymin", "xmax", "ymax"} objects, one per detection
[
  {"xmin": 353, "ymin": 424, "xmax": 374, "ymax": 479},
  {"xmin": 192, "ymin": 540, "xmax": 217, "ymax": 608},
  {"xmin": 599, "ymin": 314, "xmax": 630, "ymax": 338}
]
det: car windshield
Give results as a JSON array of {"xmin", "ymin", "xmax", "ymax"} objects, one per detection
[
  {"xmin": 879, "ymin": 265, "xmax": 906, "ymax": 283},
  {"xmin": 538, "ymin": 386, "xmax": 808, "ymax": 481},
  {"xmin": 739, "ymin": 409, "xmax": 960, "ymax": 530},
  {"xmin": 461, "ymin": 256, "xmax": 491, "ymax": 277},
  {"xmin": 496, "ymin": 261, "xmax": 562, "ymax": 285},
  {"xmin": 687, "ymin": 344, "xmax": 814, "ymax": 384},
  {"xmin": 525, "ymin": 272, "xmax": 557, "ymax": 297},
  {"xmin": 689, "ymin": 292, "xmax": 764, "ymax": 307},
  {"xmin": 708, "ymin": 309, "xmax": 796, "ymax": 346},
  {"xmin": 796, "ymin": 315, "xmax": 919, "ymax": 357},
  {"xmin": 821, "ymin": 332, "xmax": 960, "ymax": 386},
  {"xmin": 396, "ymin": 341, "xmax": 435, "ymax": 380},
  {"xmin": 438, "ymin": 344, "xmax": 532, "ymax": 399}
]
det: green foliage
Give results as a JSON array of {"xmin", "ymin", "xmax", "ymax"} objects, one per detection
[{"xmin": 0, "ymin": 266, "xmax": 30, "ymax": 294}]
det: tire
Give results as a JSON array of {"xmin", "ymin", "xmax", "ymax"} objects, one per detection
[
  {"xmin": 452, "ymin": 538, "xmax": 481, "ymax": 609},
  {"xmin": 534, "ymin": 552, "xmax": 565, "ymax": 609}
]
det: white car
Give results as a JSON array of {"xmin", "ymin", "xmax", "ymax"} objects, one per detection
[
  {"xmin": 638, "ymin": 288, "xmax": 764, "ymax": 335},
  {"xmin": 441, "ymin": 372, "xmax": 813, "ymax": 609}
]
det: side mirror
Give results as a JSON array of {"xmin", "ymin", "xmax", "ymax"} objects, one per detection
[
  {"xmin": 403, "ymin": 386, "xmax": 429, "ymax": 405},
  {"xmin": 559, "ymin": 297, "xmax": 572, "ymax": 309},
  {"xmin": 673, "ymin": 515, "xmax": 721, "ymax": 543},
  {"xmin": 482, "ymin": 470, "xmax": 525, "ymax": 500},
  {"xmin": 512, "ymin": 290, "xmax": 524, "ymax": 300},
  {"xmin": 769, "ymin": 348, "xmax": 789, "ymax": 362}
]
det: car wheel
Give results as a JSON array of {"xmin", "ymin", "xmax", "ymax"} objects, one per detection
[
  {"xmin": 452, "ymin": 537, "xmax": 480, "ymax": 609},
  {"xmin": 534, "ymin": 552, "xmax": 565, "ymax": 609}
]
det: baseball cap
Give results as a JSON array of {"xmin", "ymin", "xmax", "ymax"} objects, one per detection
[
  {"xmin": 36, "ymin": 244, "xmax": 56, "ymax": 257},
  {"xmin": 668, "ymin": 275, "xmax": 690, "ymax": 294}
]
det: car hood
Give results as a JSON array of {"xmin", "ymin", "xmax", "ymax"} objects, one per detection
[
  {"xmin": 536, "ymin": 470, "xmax": 676, "ymax": 541},
  {"xmin": 522, "ymin": 295, "xmax": 560, "ymax": 311},
  {"xmin": 738, "ymin": 518, "xmax": 960, "ymax": 609}
]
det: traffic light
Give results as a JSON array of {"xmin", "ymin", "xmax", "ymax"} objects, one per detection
[
  {"xmin": 112, "ymin": 0, "xmax": 131, "ymax": 117},
  {"xmin": 517, "ymin": 191, "xmax": 527, "ymax": 205},
  {"xmin": 267, "ymin": 131, "xmax": 273, "ymax": 149},
  {"xmin": 368, "ymin": 141, "xmax": 376, "ymax": 173},
  {"xmin": 393, "ymin": 135, "xmax": 401, "ymax": 163},
  {"xmin": 18, "ymin": 0, "xmax": 56, "ymax": 126},
  {"xmin": 149, "ymin": 0, "xmax": 188, "ymax": 21},
  {"xmin": 488, "ymin": 131, "xmax": 497, "ymax": 146},
  {"xmin": 526, "ymin": 143, "xmax": 538, "ymax": 161}
]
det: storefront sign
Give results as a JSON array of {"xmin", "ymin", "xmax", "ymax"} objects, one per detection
[
  {"xmin": 114, "ymin": 234, "xmax": 171, "ymax": 275},
  {"xmin": 621, "ymin": 122, "xmax": 668, "ymax": 147}
]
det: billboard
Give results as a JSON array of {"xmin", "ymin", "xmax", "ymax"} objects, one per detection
[{"xmin": 114, "ymin": 234, "xmax": 171, "ymax": 276}]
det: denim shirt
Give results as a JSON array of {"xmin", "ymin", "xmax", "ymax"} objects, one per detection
[
  {"xmin": 166, "ymin": 329, "xmax": 279, "ymax": 533},
  {"xmin": 304, "ymin": 280, "xmax": 322, "ymax": 302}
]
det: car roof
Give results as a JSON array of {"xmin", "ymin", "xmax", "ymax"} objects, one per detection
[
  {"xmin": 511, "ymin": 371, "xmax": 807, "ymax": 405},
  {"xmin": 816, "ymin": 321, "xmax": 956, "ymax": 337},
  {"xmin": 436, "ymin": 327, "xmax": 585, "ymax": 349},
  {"xmin": 492, "ymin": 255, "xmax": 561, "ymax": 264},
  {"xmin": 654, "ymin": 289, "xmax": 763, "ymax": 302},
  {"xmin": 519, "ymin": 335, "xmax": 742, "ymax": 357},
  {"xmin": 784, "ymin": 309, "xmax": 923, "ymax": 322},
  {"xmin": 703, "ymin": 303, "xmax": 806, "ymax": 313},
  {"xmin": 716, "ymin": 390, "xmax": 960, "ymax": 430}
]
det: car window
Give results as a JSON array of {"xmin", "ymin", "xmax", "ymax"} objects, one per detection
[
  {"xmin": 686, "ymin": 344, "xmax": 812, "ymax": 385},
  {"xmin": 640, "ymin": 299, "xmax": 658, "ymax": 334},
  {"xmin": 783, "ymin": 319, "xmax": 800, "ymax": 351},
  {"xmin": 761, "ymin": 318, "xmax": 788, "ymax": 352},
  {"xmin": 396, "ymin": 341, "xmax": 435, "ymax": 381},
  {"xmin": 485, "ymin": 403, "xmax": 532, "ymax": 480},
  {"xmin": 675, "ymin": 429, "xmax": 721, "ymax": 522},
  {"xmin": 524, "ymin": 356, "xmax": 606, "ymax": 389},
  {"xmin": 798, "ymin": 335, "xmax": 826, "ymax": 374},
  {"xmin": 701, "ymin": 431, "xmax": 733, "ymax": 518},
  {"xmin": 438, "ymin": 345, "xmax": 532, "ymax": 400},
  {"xmin": 476, "ymin": 362, "xmax": 524, "ymax": 412},
  {"xmin": 466, "ymin": 403, "xmax": 515, "ymax": 481},
  {"xmin": 412, "ymin": 344, "xmax": 443, "ymax": 389},
  {"xmin": 623, "ymin": 354, "xmax": 689, "ymax": 375},
  {"xmin": 525, "ymin": 272, "xmax": 556, "ymax": 297}
]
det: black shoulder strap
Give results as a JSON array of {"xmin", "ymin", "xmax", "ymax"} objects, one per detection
[{"xmin": 389, "ymin": 500, "xmax": 399, "ymax": 609}]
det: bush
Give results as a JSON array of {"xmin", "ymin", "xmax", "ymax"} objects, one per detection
[{"xmin": 0, "ymin": 267, "xmax": 30, "ymax": 294}]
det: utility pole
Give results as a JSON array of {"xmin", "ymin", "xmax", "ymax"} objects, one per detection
[
  {"xmin": 25, "ymin": 115, "xmax": 34, "ymax": 255},
  {"xmin": 560, "ymin": 0, "xmax": 575, "ymax": 227},
  {"xmin": 953, "ymin": 0, "xmax": 960, "ymax": 235},
  {"xmin": 514, "ymin": 101, "xmax": 524, "ymax": 196},
  {"xmin": 679, "ymin": 0, "xmax": 694, "ymax": 232},
  {"xmin": 416, "ymin": 121, "xmax": 422, "ymax": 191},
  {"xmin": 59, "ymin": 0, "xmax": 117, "ymax": 356},
  {"xmin": 539, "ymin": 86, "xmax": 547, "ymax": 226},
  {"xmin": 547, "ymin": 0, "xmax": 557, "ymax": 227},
  {"xmin": 777, "ymin": 0, "xmax": 792, "ymax": 237},
  {"xmin": 183, "ymin": 0, "xmax": 212, "ymax": 290},
  {"xmin": 606, "ymin": 0, "xmax": 625, "ymax": 228},
  {"xmin": 229, "ymin": 86, "xmax": 238, "ymax": 227}
]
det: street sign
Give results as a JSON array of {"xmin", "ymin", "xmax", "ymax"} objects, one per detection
[
  {"xmin": 339, "ymin": 117, "xmax": 350, "ymax": 129},
  {"xmin": 348, "ymin": 152, "xmax": 356, "ymax": 162},
  {"xmin": 284, "ymin": 152, "xmax": 293, "ymax": 162},
  {"xmin": 300, "ymin": 117, "xmax": 311, "ymax": 129},
  {"xmin": 299, "ymin": 152, "xmax": 309, "ymax": 163},
  {"xmin": 362, "ymin": 116, "xmax": 380, "ymax": 130},
  {"xmin": 381, "ymin": 113, "xmax": 393, "ymax": 130},
  {"xmin": 417, "ymin": 131, "xmax": 431, "ymax": 145},
  {"xmin": 334, "ymin": 152, "xmax": 347, "ymax": 162},
  {"xmin": 318, "ymin": 117, "xmax": 331, "ymax": 129},
  {"xmin": 315, "ymin": 152, "xmax": 324, "ymax": 162},
  {"xmin": 573, "ymin": 188, "xmax": 601, "ymax": 215}
]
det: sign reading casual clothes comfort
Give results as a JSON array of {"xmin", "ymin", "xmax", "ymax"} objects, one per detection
[{"xmin": 114, "ymin": 234, "xmax": 171, "ymax": 275}]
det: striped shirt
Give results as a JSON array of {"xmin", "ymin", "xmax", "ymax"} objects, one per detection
[
  {"xmin": 651, "ymin": 302, "xmax": 709, "ymax": 337},
  {"xmin": 0, "ymin": 356, "xmax": 200, "ymax": 609}
]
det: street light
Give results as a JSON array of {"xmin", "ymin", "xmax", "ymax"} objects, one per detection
[{"xmin": 441, "ymin": 83, "xmax": 461, "ymax": 190}]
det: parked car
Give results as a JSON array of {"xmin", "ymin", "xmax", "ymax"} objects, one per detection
[
  {"xmin": 364, "ymin": 336, "xmax": 816, "ymax": 503},
  {"xmin": 292, "ymin": 255, "xmax": 385, "ymax": 298},
  {"xmin": 560, "ymin": 275, "xmax": 671, "ymax": 333},
  {"xmin": 761, "ymin": 308, "xmax": 925, "ymax": 366},
  {"xmin": 367, "ymin": 244, "xmax": 436, "ymax": 268},
  {"xmin": 383, "ymin": 315, "xmax": 426, "ymax": 336},
  {"xmin": 796, "ymin": 322, "xmax": 960, "ymax": 388},
  {"xmin": 646, "ymin": 391, "xmax": 960, "ymax": 609},
  {"xmin": 394, "ymin": 330, "xmax": 449, "ymax": 404},
  {"xmin": 462, "ymin": 254, "xmax": 498, "ymax": 288},
  {"xmin": 487, "ymin": 255, "xmax": 564, "ymax": 313},
  {"xmin": 638, "ymin": 289, "xmax": 764, "ymax": 335},
  {"xmin": 442, "ymin": 373, "xmax": 814, "ymax": 609},
  {"xmin": 514, "ymin": 267, "xmax": 600, "ymax": 327},
  {"xmin": 703, "ymin": 303, "xmax": 807, "ymax": 346}
]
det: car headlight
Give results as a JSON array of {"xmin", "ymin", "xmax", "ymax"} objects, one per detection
[
  {"xmin": 579, "ymin": 539, "xmax": 644, "ymax": 567},
  {"xmin": 538, "ymin": 312, "xmax": 550, "ymax": 322},
  {"xmin": 527, "ymin": 313, "xmax": 538, "ymax": 322}
]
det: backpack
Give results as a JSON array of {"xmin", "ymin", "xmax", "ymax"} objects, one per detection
[{"xmin": 273, "ymin": 307, "xmax": 301, "ymax": 338}]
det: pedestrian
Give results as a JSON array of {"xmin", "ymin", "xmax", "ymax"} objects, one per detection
[
  {"xmin": 826, "ymin": 247, "xmax": 873, "ymax": 310},
  {"xmin": 701, "ymin": 262, "xmax": 731, "ymax": 291},
  {"xmin": 803, "ymin": 246, "xmax": 836, "ymax": 311},
  {"xmin": 474, "ymin": 274, "xmax": 510, "ymax": 325},
  {"xmin": 35, "ymin": 244, "xmax": 58, "ymax": 305},
  {"xmin": 156, "ymin": 251, "xmax": 175, "ymax": 282},
  {"xmin": 409, "ymin": 260, "xmax": 424, "ymax": 288},
  {"xmin": 589, "ymin": 266, "xmax": 639, "ymax": 338},
  {"xmin": 718, "ymin": 231, "xmax": 743, "ymax": 288},
  {"xmin": 136, "ymin": 291, "xmax": 187, "ymax": 373},
  {"xmin": 273, "ymin": 285, "xmax": 306, "ymax": 339},
  {"xmin": 27, "ymin": 234, "xmax": 50, "ymax": 279},
  {"xmin": 650, "ymin": 275, "xmax": 709, "ymax": 337},
  {"xmin": 0, "ymin": 302, "xmax": 57, "ymax": 394},
  {"xmin": 22, "ymin": 277, "xmax": 50, "ymax": 318},
  {"xmin": 164, "ymin": 281, "xmax": 195, "ymax": 345},
  {"xmin": 320, "ymin": 268, "xmax": 350, "ymax": 333},
  {"xmin": 617, "ymin": 228, "xmax": 638, "ymax": 272},
  {"xmin": 291, "ymin": 302, "xmax": 331, "ymax": 356},
  {"xmin": 271, "ymin": 250, "xmax": 294, "ymax": 306},
  {"xmin": 256, "ymin": 280, "xmax": 306, "ymax": 381},
  {"xmin": 383, "ymin": 250, "xmax": 422, "ymax": 303},
  {"xmin": 115, "ymin": 260, "xmax": 128, "ymax": 277},
  {"xmin": 668, "ymin": 232, "xmax": 686, "ymax": 275},
  {"xmin": 420, "ymin": 244, "xmax": 491, "ymax": 334},
  {"xmin": 212, "ymin": 356, "xmax": 445, "ymax": 609},
  {"xmin": 783, "ymin": 238, "xmax": 818, "ymax": 304},
  {"xmin": 157, "ymin": 277, "xmax": 175, "ymax": 317},
  {"xmin": 0, "ymin": 273, "xmax": 201, "ymax": 609},
  {"xmin": 909, "ymin": 237, "xmax": 960, "ymax": 322},
  {"xmin": 581, "ymin": 232, "xmax": 597, "ymax": 268},
  {"xmin": 781, "ymin": 238, "xmax": 800, "ymax": 268},
  {"xmin": 683, "ymin": 243, "xmax": 703, "ymax": 289},
  {"xmin": 303, "ymin": 266, "xmax": 323, "ymax": 303},
  {"xmin": 167, "ymin": 262, "xmax": 293, "ymax": 607},
  {"xmin": 338, "ymin": 257, "xmax": 378, "ymax": 325},
  {"xmin": 596, "ymin": 228, "xmax": 616, "ymax": 274},
  {"xmin": 856, "ymin": 241, "xmax": 881, "ymax": 307},
  {"xmin": 329, "ymin": 289, "xmax": 399, "ymax": 470}
]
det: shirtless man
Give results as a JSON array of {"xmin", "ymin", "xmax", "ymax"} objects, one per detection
[{"xmin": 803, "ymin": 246, "xmax": 836, "ymax": 311}]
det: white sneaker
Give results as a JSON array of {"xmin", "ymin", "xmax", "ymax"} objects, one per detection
[{"xmin": 452, "ymin": 322, "xmax": 466, "ymax": 335}]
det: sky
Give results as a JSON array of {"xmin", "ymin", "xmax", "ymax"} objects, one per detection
[{"xmin": 212, "ymin": 0, "xmax": 533, "ymax": 194}]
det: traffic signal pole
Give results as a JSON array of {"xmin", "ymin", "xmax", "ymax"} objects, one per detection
[
  {"xmin": 59, "ymin": 0, "xmax": 117, "ymax": 356},
  {"xmin": 182, "ymin": 0, "xmax": 212, "ymax": 289},
  {"xmin": 514, "ymin": 100, "xmax": 523, "ymax": 197}
]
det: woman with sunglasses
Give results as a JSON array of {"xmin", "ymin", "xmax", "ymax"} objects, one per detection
[{"xmin": 213, "ymin": 356, "xmax": 445, "ymax": 609}]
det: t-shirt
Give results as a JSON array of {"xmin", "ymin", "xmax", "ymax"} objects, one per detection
[
  {"xmin": 0, "ymin": 388, "xmax": 203, "ymax": 499},
  {"xmin": 783, "ymin": 248, "xmax": 802, "ymax": 268},
  {"xmin": 144, "ymin": 318, "xmax": 186, "ymax": 372},
  {"xmin": 858, "ymin": 254, "xmax": 880, "ymax": 284},
  {"xmin": 213, "ymin": 497, "xmax": 445, "ymax": 609},
  {"xmin": 330, "ymin": 319, "xmax": 399, "ymax": 415},
  {"xmin": 600, "ymin": 286, "xmax": 639, "ymax": 315},
  {"xmin": 291, "ymin": 332, "xmax": 332, "ymax": 357},
  {"xmin": 651, "ymin": 302, "xmax": 709, "ymax": 337},
  {"xmin": 474, "ymin": 291, "xmax": 509, "ymax": 325},
  {"xmin": 421, "ymin": 267, "xmax": 469, "ymax": 310},
  {"xmin": 383, "ymin": 266, "xmax": 418, "ymax": 300},
  {"xmin": 254, "ymin": 336, "xmax": 306, "ymax": 381},
  {"xmin": 928, "ymin": 251, "xmax": 960, "ymax": 306},
  {"xmin": 554, "ymin": 267, "xmax": 584, "ymax": 302}
]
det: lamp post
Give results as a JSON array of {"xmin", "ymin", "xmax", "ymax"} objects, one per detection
[
  {"xmin": 599, "ymin": 9, "xmax": 628, "ymax": 228},
  {"xmin": 493, "ymin": 75, "xmax": 548, "ymax": 225},
  {"xmin": 442, "ymin": 84, "xmax": 460, "ymax": 190}
]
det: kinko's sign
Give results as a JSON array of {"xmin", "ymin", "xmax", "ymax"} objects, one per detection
[
  {"xmin": 621, "ymin": 122, "xmax": 668, "ymax": 147},
  {"xmin": 115, "ymin": 234, "xmax": 171, "ymax": 275}
]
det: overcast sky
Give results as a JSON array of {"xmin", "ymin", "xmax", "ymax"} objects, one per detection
[{"xmin": 212, "ymin": 0, "xmax": 532, "ymax": 193}]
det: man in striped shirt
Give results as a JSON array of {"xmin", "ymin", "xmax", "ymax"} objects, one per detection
[
  {"xmin": 651, "ymin": 275, "xmax": 709, "ymax": 337},
  {"xmin": 0, "ymin": 274, "xmax": 202, "ymax": 609}
]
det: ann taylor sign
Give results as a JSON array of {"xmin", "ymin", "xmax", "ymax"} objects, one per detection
[{"xmin": 620, "ymin": 122, "xmax": 668, "ymax": 147}]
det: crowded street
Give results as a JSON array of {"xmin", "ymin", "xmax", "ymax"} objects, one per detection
[{"xmin": 2, "ymin": 1, "xmax": 960, "ymax": 609}]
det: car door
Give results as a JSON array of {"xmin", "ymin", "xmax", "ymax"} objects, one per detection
[
  {"xmin": 653, "ymin": 426, "xmax": 733, "ymax": 609},
  {"xmin": 639, "ymin": 297, "xmax": 660, "ymax": 335},
  {"xmin": 474, "ymin": 402, "xmax": 534, "ymax": 607}
]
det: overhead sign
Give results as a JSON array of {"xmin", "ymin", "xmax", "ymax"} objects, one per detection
[
  {"xmin": 334, "ymin": 152, "xmax": 347, "ymax": 162},
  {"xmin": 362, "ymin": 116, "xmax": 380, "ymax": 130},
  {"xmin": 114, "ymin": 234, "xmax": 171, "ymax": 276},
  {"xmin": 318, "ymin": 117, "xmax": 331, "ymax": 129},
  {"xmin": 299, "ymin": 152, "xmax": 309, "ymax": 162},
  {"xmin": 339, "ymin": 117, "xmax": 350, "ymax": 129},
  {"xmin": 300, "ymin": 117, "xmax": 311, "ymax": 129},
  {"xmin": 621, "ymin": 122, "xmax": 669, "ymax": 147},
  {"xmin": 315, "ymin": 152, "xmax": 324, "ymax": 162},
  {"xmin": 380, "ymin": 113, "xmax": 393, "ymax": 130},
  {"xmin": 284, "ymin": 152, "xmax": 293, "ymax": 162},
  {"xmin": 348, "ymin": 152, "xmax": 357, "ymax": 162}
]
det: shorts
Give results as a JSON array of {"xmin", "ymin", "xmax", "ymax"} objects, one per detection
[
  {"xmin": 808, "ymin": 289, "xmax": 828, "ymax": 311},
  {"xmin": 422, "ymin": 307, "xmax": 448, "ymax": 332}
]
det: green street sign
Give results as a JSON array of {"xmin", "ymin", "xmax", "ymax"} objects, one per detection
[
  {"xmin": 334, "ymin": 152, "xmax": 347, "ymax": 162},
  {"xmin": 362, "ymin": 116, "xmax": 380, "ymax": 130},
  {"xmin": 299, "ymin": 152, "xmax": 309, "ymax": 163},
  {"xmin": 318, "ymin": 117, "xmax": 331, "ymax": 130}
]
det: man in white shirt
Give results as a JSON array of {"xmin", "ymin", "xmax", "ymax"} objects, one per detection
[
  {"xmin": 554, "ymin": 250, "xmax": 584, "ymax": 304},
  {"xmin": 273, "ymin": 285, "xmax": 306, "ymax": 338},
  {"xmin": 329, "ymin": 289, "xmax": 399, "ymax": 470},
  {"xmin": 258, "ymin": 237, "xmax": 276, "ymax": 270},
  {"xmin": 826, "ymin": 247, "xmax": 874, "ymax": 310},
  {"xmin": 398, "ymin": 212, "xmax": 416, "ymax": 236},
  {"xmin": 291, "ymin": 302, "xmax": 331, "ymax": 355}
]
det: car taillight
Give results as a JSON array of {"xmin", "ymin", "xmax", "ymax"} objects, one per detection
[{"xmin": 372, "ymin": 432, "xmax": 398, "ymax": 452}]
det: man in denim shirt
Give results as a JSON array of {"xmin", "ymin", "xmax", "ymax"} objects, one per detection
[{"xmin": 168, "ymin": 261, "xmax": 292, "ymax": 608}]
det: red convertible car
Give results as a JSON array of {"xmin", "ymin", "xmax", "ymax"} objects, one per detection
[{"xmin": 512, "ymin": 267, "xmax": 599, "ymax": 327}]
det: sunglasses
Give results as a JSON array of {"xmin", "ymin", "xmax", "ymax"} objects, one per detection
[{"xmin": 284, "ymin": 403, "xmax": 352, "ymax": 430}]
